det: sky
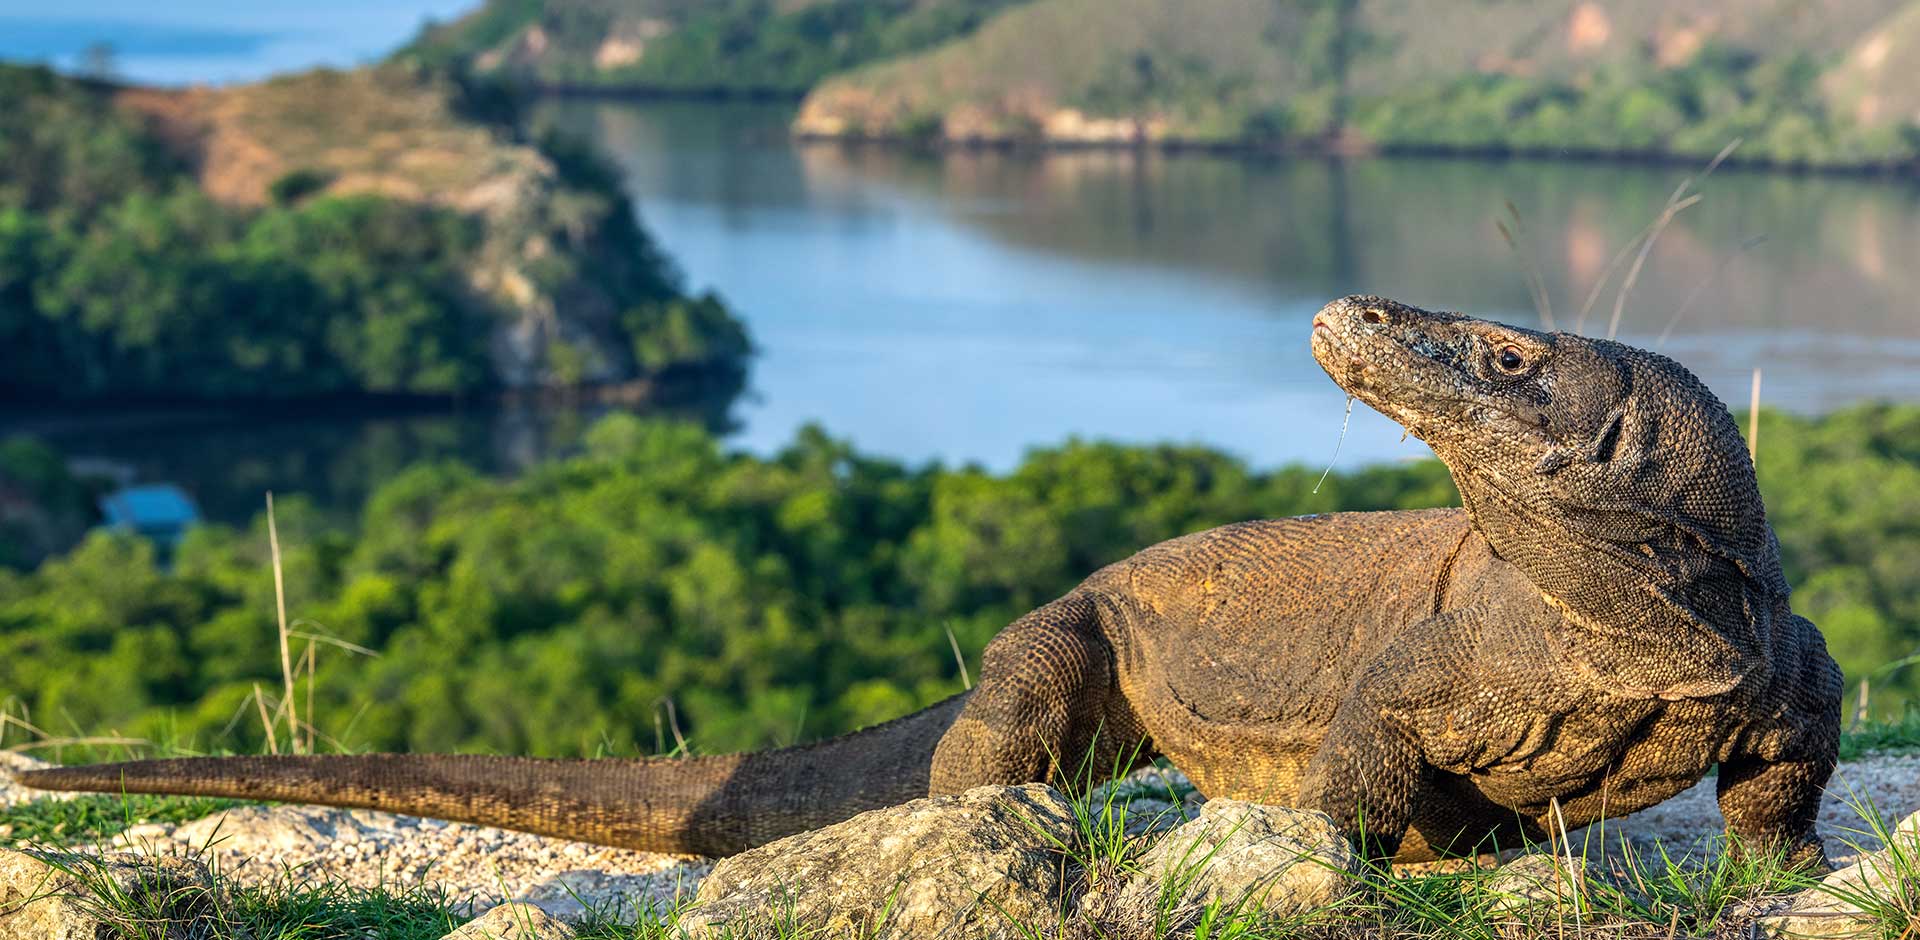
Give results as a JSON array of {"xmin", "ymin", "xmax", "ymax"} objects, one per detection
[{"xmin": 0, "ymin": 0, "xmax": 481, "ymax": 85}]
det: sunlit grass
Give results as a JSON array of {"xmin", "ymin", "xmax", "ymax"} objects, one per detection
[
  {"xmin": 0, "ymin": 793, "xmax": 248, "ymax": 848},
  {"xmin": 5, "ymin": 713, "xmax": 1917, "ymax": 937}
]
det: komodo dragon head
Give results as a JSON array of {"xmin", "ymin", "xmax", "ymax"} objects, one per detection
[{"xmin": 1310, "ymin": 295, "xmax": 1785, "ymax": 694}]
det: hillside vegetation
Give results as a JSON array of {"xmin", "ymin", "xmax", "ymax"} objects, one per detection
[
  {"xmin": 799, "ymin": 0, "xmax": 1920, "ymax": 166},
  {"xmin": 0, "ymin": 63, "xmax": 749, "ymax": 402},
  {"xmin": 2, "ymin": 405, "xmax": 1914, "ymax": 760},
  {"xmin": 404, "ymin": 0, "xmax": 1027, "ymax": 94},
  {"xmin": 415, "ymin": 0, "xmax": 1920, "ymax": 167}
]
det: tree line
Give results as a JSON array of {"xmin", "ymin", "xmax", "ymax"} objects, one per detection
[{"xmin": 1, "ymin": 405, "xmax": 1913, "ymax": 759}]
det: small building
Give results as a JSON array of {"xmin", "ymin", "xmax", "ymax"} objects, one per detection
[{"xmin": 98, "ymin": 483, "xmax": 201, "ymax": 549}]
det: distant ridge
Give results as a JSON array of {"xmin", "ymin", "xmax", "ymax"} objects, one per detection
[{"xmin": 410, "ymin": 0, "xmax": 1920, "ymax": 170}]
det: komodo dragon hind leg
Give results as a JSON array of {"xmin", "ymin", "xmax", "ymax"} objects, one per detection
[{"xmin": 930, "ymin": 591, "xmax": 1152, "ymax": 796}]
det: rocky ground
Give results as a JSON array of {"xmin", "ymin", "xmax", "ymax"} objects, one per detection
[{"xmin": 4, "ymin": 750, "xmax": 1917, "ymax": 933}]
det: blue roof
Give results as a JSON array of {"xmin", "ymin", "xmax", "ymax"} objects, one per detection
[{"xmin": 99, "ymin": 484, "xmax": 202, "ymax": 530}]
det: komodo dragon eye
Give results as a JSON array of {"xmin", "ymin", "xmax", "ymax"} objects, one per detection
[{"xmin": 1494, "ymin": 345, "xmax": 1527, "ymax": 373}]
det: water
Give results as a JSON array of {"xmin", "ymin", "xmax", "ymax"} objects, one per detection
[
  {"xmin": 10, "ymin": 99, "xmax": 1920, "ymax": 525},
  {"xmin": 545, "ymin": 100, "xmax": 1920, "ymax": 469},
  {"xmin": 0, "ymin": 4, "xmax": 474, "ymax": 86}
]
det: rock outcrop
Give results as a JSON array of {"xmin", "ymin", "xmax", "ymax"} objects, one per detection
[{"xmin": 682, "ymin": 784, "xmax": 1077, "ymax": 938}]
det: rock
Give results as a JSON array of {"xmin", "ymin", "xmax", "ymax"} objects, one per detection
[
  {"xmin": 1483, "ymin": 852, "xmax": 1599, "ymax": 919},
  {"xmin": 510, "ymin": 868, "xmax": 700, "ymax": 923},
  {"xmin": 0, "ymin": 846, "xmax": 222, "ymax": 939},
  {"xmin": 161, "ymin": 804, "xmax": 401, "ymax": 856},
  {"xmin": 1110, "ymin": 800, "xmax": 1360, "ymax": 922},
  {"xmin": 1758, "ymin": 810, "xmax": 1920, "ymax": 940},
  {"xmin": 0, "ymin": 752, "xmax": 79, "ymax": 808},
  {"xmin": 445, "ymin": 901, "xmax": 577, "ymax": 940},
  {"xmin": 681, "ymin": 784, "xmax": 1077, "ymax": 938}
]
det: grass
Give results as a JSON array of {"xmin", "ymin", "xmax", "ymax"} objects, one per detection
[
  {"xmin": 1841, "ymin": 708, "xmax": 1920, "ymax": 761},
  {"xmin": 0, "ymin": 793, "xmax": 249, "ymax": 847},
  {"xmin": 4, "ymin": 720, "xmax": 1915, "ymax": 938},
  {"xmin": 3, "ymin": 776, "xmax": 1915, "ymax": 939}
]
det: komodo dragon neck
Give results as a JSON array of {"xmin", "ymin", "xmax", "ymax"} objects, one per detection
[{"xmin": 1317, "ymin": 297, "xmax": 1782, "ymax": 699}]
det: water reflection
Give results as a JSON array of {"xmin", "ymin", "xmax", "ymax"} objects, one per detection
[{"xmin": 541, "ymin": 100, "xmax": 1920, "ymax": 473}]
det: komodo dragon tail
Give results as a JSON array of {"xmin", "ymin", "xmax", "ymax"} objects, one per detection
[{"xmin": 12, "ymin": 693, "xmax": 971, "ymax": 857}]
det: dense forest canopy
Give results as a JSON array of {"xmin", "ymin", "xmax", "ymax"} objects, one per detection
[
  {"xmin": 0, "ymin": 63, "xmax": 751, "ymax": 402},
  {"xmin": 2, "ymin": 405, "xmax": 1914, "ymax": 760}
]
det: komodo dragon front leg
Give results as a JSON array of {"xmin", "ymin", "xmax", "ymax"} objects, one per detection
[{"xmin": 1294, "ymin": 605, "xmax": 1505, "ymax": 864}]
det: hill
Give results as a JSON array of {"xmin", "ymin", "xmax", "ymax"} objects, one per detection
[
  {"xmin": 414, "ymin": 0, "xmax": 1920, "ymax": 168},
  {"xmin": 403, "ymin": 0, "xmax": 1028, "ymax": 95},
  {"xmin": 0, "ymin": 63, "xmax": 750, "ymax": 402},
  {"xmin": 796, "ymin": 0, "xmax": 1920, "ymax": 167}
]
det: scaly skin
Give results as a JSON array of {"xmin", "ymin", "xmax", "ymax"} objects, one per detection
[{"xmin": 18, "ymin": 296, "xmax": 1841, "ymax": 868}]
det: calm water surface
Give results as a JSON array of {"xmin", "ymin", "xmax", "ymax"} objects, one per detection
[
  {"xmin": 12, "ymin": 99, "xmax": 1920, "ymax": 523},
  {"xmin": 548, "ymin": 101, "xmax": 1920, "ymax": 469}
]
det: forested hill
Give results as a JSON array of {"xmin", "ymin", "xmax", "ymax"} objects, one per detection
[
  {"xmin": 0, "ymin": 63, "xmax": 750, "ymax": 403},
  {"xmin": 403, "ymin": 0, "xmax": 1027, "ymax": 95},
  {"xmin": 414, "ymin": 0, "xmax": 1920, "ymax": 169}
]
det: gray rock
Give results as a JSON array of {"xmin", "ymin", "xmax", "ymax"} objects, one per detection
[
  {"xmin": 445, "ymin": 901, "xmax": 577, "ymax": 940},
  {"xmin": 160, "ymin": 804, "xmax": 409, "ymax": 856},
  {"xmin": 510, "ymin": 868, "xmax": 698, "ymax": 923},
  {"xmin": 1482, "ymin": 852, "xmax": 1598, "ymax": 919},
  {"xmin": 0, "ymin": 846, "xmax": 222, "ymax": 939},
  {"xmin": 681, "ymin": 784, "xmax": 1077, "ymax": 938},
  {"xmin": 0, "ymin": 752, "xmax": 79, "ymax": 809},
  {"xmin": 1758, "ymin": 810, "xmax": 1920, "ymax": 940},
  {"xmin": 1110, "ymin": 799, "xmax": 1359, "ymax": 922}
]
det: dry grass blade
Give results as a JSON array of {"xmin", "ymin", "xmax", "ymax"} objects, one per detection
[
  {"xmin": 286, "ymin": 627, "xmax": 379, "ymax": 658},
  {"xmin": 1606, "ymin": 192, "xmax": 1702, "ymax": 340},
  {"xmin": 266, "ymin": 492, "xmax": 299, "ymax": 755},
  {"xmin": 1655, "ymin": 234, "xmax": 1768, "ymax": 348},
  {"xmin": 945, "ymin": 624, "xmax": 973, "ymax": 690},
  {"xmin": 3, "ymin": 735, "xmax": 148, "ymax": 754},
  {"xmin": 1749, "ymin": 368, "xmax": 1762, "ymax": 463},
  {"xmin": 1606, "ymin": 139, "xmax": 1741, "ymax": 340},
  {"xmin": 251, "ymin": 683, "xmax": 279, "ymax": 755},
  {"xmin": 1497, "ymin": 202, "xmax": 1557, "ymax": 330}
]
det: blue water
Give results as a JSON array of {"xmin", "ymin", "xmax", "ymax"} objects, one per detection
[
  {"xmin": 545, "ymin": 101, "xmax": 1920, "ymax": 472},
  {"xmin": 0, "ymin": 2, "xmax": 473, "ymax": 84}
]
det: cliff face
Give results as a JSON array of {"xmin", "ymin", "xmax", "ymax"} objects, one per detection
[{"xmin": 110, "ymin": 66, "xmax": 682, "ymax": 389}]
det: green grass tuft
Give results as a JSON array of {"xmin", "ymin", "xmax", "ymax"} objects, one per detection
[
  {"xmin": 1, "ymin": 793, "xmax": 250, "ymax": 848},
  {"xmin": 1840, "ymin": 708, "xmax": 1920, "ymax": 760}
]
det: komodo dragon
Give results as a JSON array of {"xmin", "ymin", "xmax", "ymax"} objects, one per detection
[{"xmin": 18, "ymin": 295, "xmax": 1842, "ymax": 868}]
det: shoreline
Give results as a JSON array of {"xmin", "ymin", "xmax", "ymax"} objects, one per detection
[
  {"xmin": 787, "ymin": 128, "xmax": 1920, "ymax": 179},
  {"xmin": 0, "ymin": 364, "xmax": 747, "ymax": 435},
  {"xmin": 489, "ymin": 80, "xmax": 1919, "ymax": 178}
]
